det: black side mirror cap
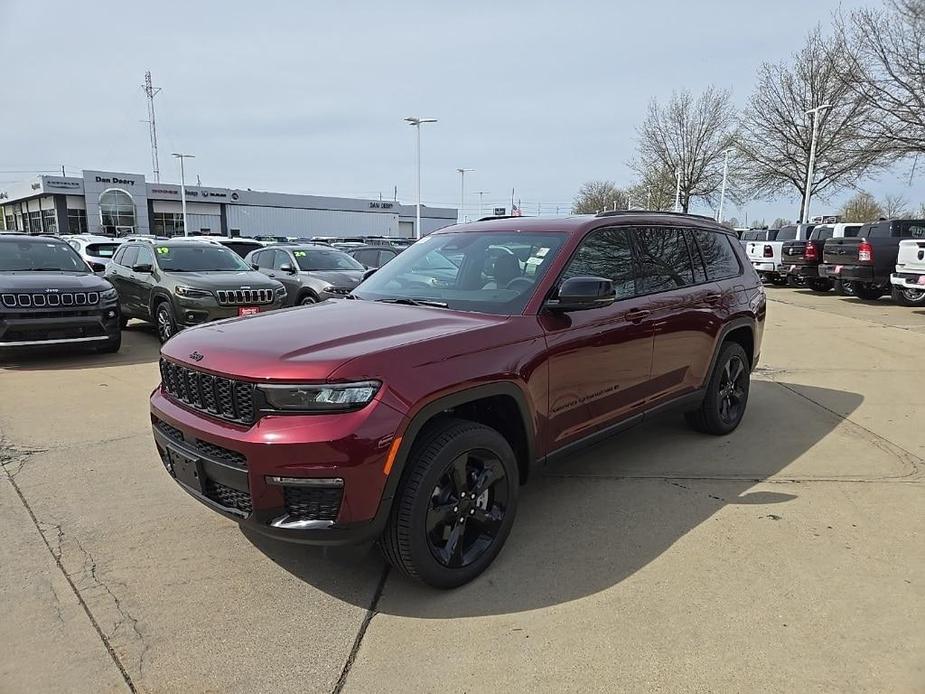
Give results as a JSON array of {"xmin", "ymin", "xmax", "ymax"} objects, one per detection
[
  {"xmin": 545, "ymin": 276, "xmax": 616, "ymax": 312},
  {"xmin": 251, "ymin": 263, "xmax": 259, "ymax": 270},
  {"xmin": 362, "ymin": 267, "xmax": 378, "ymax": 281},
  {"xmin": 132, "ymin": 263, "xmax": 153, "ymax": 273}
]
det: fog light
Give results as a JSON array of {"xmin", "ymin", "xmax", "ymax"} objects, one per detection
[{"xmin": 107, "ymin": 309, "xmax": 116, "ymax": 318}]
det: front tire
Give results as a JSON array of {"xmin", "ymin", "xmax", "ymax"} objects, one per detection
[
  {"xmin": 155, "ymin": 301, "xmax": 177, "ymax": 343},
  {"xmin": 685, "ymin": 342, "xmax": 751, "ymax": 436},
  {"xmin": 298, "ymin": 293, "xmax": 317, "ymax": 306},
  {"xmin": 379, "ymin": 418, "xmax": 519, "ymax": 588},
  {"xmin": 891, "ymin": 284, "xmax": 925, "ymax": 306}
]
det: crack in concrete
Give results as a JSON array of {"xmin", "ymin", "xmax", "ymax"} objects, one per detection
[
  {"xmin": 332, "ymin": 564, "xmax": 390, "ymax": 694},
  {"xmin": 0, "ymin": 438, "xmax": 49, "ymax": 478}
]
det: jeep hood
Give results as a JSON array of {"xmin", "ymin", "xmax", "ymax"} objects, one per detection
[
  {"xmin": 0, "ymin": 272, "xmax": 112, "ymax": 292},
  {"xmin": 161, "ymin": 270, "xmax": 280, "ymax": 289},
  {"xmin": 160, "ymin": 298, "xmax": 504, "ymax": 381}
]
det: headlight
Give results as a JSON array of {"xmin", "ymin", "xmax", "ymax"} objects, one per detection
[
  {"xmin": 276, "ymin": 287, "xmax": 287, "ymax": 297},
  {"xmin": 175, "ymin": 286, "xmax": 212, "ymax": 298},
  {"xmin": 259, "ymin": 381, "xmax": 380, "ymax": 412},
  {"xmin": 100, "ymin": 287, "xmax": 118, "ymax": 301},
  {"xmin": 322, "ymin": 285, "xmax": 336, "ymax": 293}
]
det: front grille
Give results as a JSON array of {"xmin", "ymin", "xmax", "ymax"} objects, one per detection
[
  {"xmin": 283, "ymin": 486, "xmax": 342, "ymax": 522},
  {"xmin": 159, "ymin": 358, "xmax": 257, "ymax": 424},
  {"xmin": 154, "ymin": 418, "xmax": 185, "ymax": 443},
  {"xmin": 1, "ymin": 292, "xmax": 99, "ymax": 308},
  {"xmin": 204, "ymin": 479, "xmax": 253, "ymax": 514},
  {"xmin": 215, "ymin": 288, "xmax": 274, "ymax": 306},
  {"xmin": 195, "ymin": 439, "xmax": 247, "ymax": 469}
]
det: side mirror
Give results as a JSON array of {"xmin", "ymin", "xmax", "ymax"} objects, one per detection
[
  {"xmin": 545, "ymin": 276, "xmax": 616, "ymax": 312},
  {"xmin": 132, "ymin": 263, "xmax": 153, "ymax": 273},
  {"xmin": 362, "ymin": 267, "xmax": 378, "ymax": 281},
  {"xmin": 279, "ymin": 263, "xmax": 296, "ymax": 274},
  {"xmin": 251, "ymin": 263, "xmax": 260, "ymax": 270}
]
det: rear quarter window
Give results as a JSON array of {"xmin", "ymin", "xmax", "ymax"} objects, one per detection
[{"xmin": 691, "ymin": 229, "xmax": 741, "ymax": 280}]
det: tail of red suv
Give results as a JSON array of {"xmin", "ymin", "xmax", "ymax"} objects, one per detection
[{"xmin": 149, "ymin": 213, "xmax": 764, "ymax": 588}]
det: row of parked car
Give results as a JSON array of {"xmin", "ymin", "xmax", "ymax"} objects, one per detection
[
  {"xmin": 741, "ymin": 218, "xmax": 925, "ymax": 306},
  {"xmin": 0, "ymin": 231, "xmax": 407, "ymax": 351}
]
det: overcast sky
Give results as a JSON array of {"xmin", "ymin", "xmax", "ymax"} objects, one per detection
[{"xmin": 1, "ymin": 0, "xmax": 921, "ymax": 225}]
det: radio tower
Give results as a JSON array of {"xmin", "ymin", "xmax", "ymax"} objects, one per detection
[{"xmin": 142, "ymin": 70, "xmax": 162, "ymax": 182}]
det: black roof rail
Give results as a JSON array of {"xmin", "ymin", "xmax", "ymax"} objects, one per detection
[
  {"xmin": 477, "ymin": 215, "xmax": 532, "ymax": 221},
  {"xmin": 595, "ymin": 210, "xmax": 718, "ymax": 221}
]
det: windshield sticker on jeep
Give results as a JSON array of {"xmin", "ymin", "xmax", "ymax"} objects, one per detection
[
  {"xmin": 156, "ymin": 247, "xmax": 169, "ymax": 254},
  {"xmin": 294, "ymin": 251, "xmax": 306, "ymax": 256}
]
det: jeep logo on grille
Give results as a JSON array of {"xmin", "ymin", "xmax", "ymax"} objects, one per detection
[{"xmin": 189, "ymin": 351, "xmax": 205, "ymax": 362}]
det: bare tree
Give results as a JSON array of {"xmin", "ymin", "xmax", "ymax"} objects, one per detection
[
  {"xmin": 628, "ymin": 165, "xmax": 677, "ymax": 211},
  {"xmin": 631, "ymin": 87, "xmax": 738, "ymax": 213},
  {"xmin": 838, "ymin": 1, "xmax": 925, "ymax": 157},
  {"xmin": 572, "ymin": 180, "xmax": 628, "ymax": 214},
  {"xmin": 772, "ymin": 217, "xmax": 792, "ymax": 229},
  {"xmin": 840, "ymin": 191, "xmax": 884, "ymax": 222},
  {"xmin": 881, "ymin": 193, "xmax": 910, "ymax": 218},
  {"xmin": 737, "ymin": 26, "xmax": 885, "ymax": 218}
]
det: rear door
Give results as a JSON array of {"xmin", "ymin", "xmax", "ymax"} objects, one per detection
[
  {"xmin": 272, "ymin": 249, "xmax": 303, "ymax": 300},
  {"xmin": 541, "ymin": 226, "xmax": 656, "ymax": 451},
  {"xmin": 133, "ymin": 244, "xmax": 158, "ymax": 317},
  {"xmin": 633, "ymin": 227, "xmax": 719, "ymax": 402},
  {"xmin": 114, "ymin": 245, "xmax": 139, "ymax": 315}
]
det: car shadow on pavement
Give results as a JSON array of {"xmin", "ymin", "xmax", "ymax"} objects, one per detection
[
  {"xmin": 0, "ymin": 324, "xmax": 161, "ymax": 370},
  {"xmin": 245, "ymin": 381, "xmax": 863, "ymax": 618}
]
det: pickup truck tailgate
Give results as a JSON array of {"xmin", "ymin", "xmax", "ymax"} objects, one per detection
[
  {"xmin": 823, "ymin": 237, "xmax": 861, "ymax": 265},
  {"xmin": 896, "ymin": 239, "xmax": 925, "ymax": 273}
]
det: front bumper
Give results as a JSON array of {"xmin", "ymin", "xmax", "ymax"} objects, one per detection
[
  {"xmin": 891, "ymin": 272, "xmax": 925, "ymax": 288},
  {"xmin": 174, "ymin": 296, "xmax": 287, "ymax": 328},
  {"xmin": 0, "ymin": 303, "xmax": 120, "ymax": 348},
  {"xmin": 149, "ymin": 388, "xmax": 406, "ymax": 545}
]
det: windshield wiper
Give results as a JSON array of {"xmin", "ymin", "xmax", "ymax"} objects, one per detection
[
  {"xmin": 29, "ymin": 267, "xmax": 72, "ymax": 271},
  {"xmin": 374, "ymin": 297, "xmax": 449, "ymax": 308}
]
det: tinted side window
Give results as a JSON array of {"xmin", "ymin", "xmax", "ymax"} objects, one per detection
[
  {"xmin": 777, "ymin": 226, "xmax": 798, "ymax": 241},
  {"xmin": 273, "ymin": 250, "xmax": 292, "ymax": 270},
  {"xmin": 692, "ymin": 230, "xmax": 741, "ymax": 280},
  {"xmin": 353, "ymin": 249, "xmax": 379, "ymax": 267},
  {"xmin": 633, "ymin": 228, "xmax": 694, "ymax": 294},
  {"xmin": 869, "ymin": 223, "xmax": 892, "ymax": 238},
  {"xmin": 379, "ymin": 250, "xmax": 397, "ymax": 266},
  {"xmin": 112, "ymin": 247, "xmax": 125, "ymax": 264},
  {"xmin": 899, "ymin": 222, "xmax": 925, "ymax": 239},
  {"xmin": 121, "ymin": 246, "xmax": 139, "ymax": 268},
  {"xmin": 843, "ymin": 225, "xmax": 863, "ymax": 238},
  {"xmin": 684, "ymin": 229, "xmax": 708, "ymax": 283},
  {"xmin": 256, "ymin": 250, "xmax": 276, "ymax": 269},
  {"xmin": 561, "ymin": 227, "xmax": 636, "ymax": 299}
]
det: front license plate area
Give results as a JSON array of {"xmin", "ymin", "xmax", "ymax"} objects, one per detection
[
  {"xmin": 238, "ymin": 306, "xmax": 259, "ymax": 316},
  {"xmin": 917, "ymin": 276, "xmax": 925, "ymax": 286},
  {"xmin": 168, "ymin": 448, "xmax": 204, "ymax": 492}
]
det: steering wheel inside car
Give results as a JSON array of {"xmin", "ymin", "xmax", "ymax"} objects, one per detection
[{"xmin": 505, "ymin": 277, "xmax": 535, "ymax": 292}]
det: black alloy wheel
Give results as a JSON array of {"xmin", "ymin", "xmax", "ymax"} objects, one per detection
[
  {"xmin": 892, "ymin": 285, "xmax": 925, "ymax": 306},
  {"xmin": 685, "ymin": 341, "xmax": 751, "ymax": 436},
  {"xmin": 379, "ymin": 418, "xmax": 519, "ymax": 588},
  {"xmin": 156, "ymin": 302, "xmax": 177, "ymax": 343},
  {"xmin": 425, "ymin": 449, "xmax": 510, "ymax": 569},
  {"xmin": 299, "ymin": 294, "xmax": 317, "ymax": 305}
]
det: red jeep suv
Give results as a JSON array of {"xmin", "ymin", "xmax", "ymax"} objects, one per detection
[{"xmin": 150, "ymin": 212, "xmax": 765, "ymax": 587}]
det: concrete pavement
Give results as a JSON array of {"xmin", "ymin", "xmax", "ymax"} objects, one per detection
[{"xmin": 1, "ymin": 293, "xmax": 923, "ymax": 693}]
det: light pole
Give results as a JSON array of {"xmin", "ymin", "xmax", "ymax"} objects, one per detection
[
  {"xmin": 404, "ymin": 117, "xmax": 437, "ymax": 239},
  {"xmin": 674, "ymin": 169, "xmax": 682, "ymax": 213},
  {"xmin": 801, "ymin": 104, "xmax": 832, "ymax": 224},
  {"xmin": 456, "ymin": 168, "xmax": 473, "ymax": 223},
  {"xmin": 477, "ymin": 191, "xmax": 489, "ymax": 218},
  {"xmin": 717, "ymin": 149, "xmax": 732, "ymax": 222},
  {"xmin": 171, "ymin": 153, "xmax": 195, "ymax": 237}
]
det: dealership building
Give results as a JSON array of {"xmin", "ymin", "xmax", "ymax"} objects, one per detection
[{"xmin": 0, "ymin": 169, "xmax": 457, "ymax": 239}]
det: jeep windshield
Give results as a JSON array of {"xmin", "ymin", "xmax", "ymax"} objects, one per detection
[
  {"xmin": 155, "ymin": 245, "xmax": 251, "ymax": 272},
  {"xmin": 292, "ymin": 248, "xmax": 364, "ymax": 271},
  {"xmin": 352, "ymin": 231, "xmax": 567, "ymax": 314},
  {"xmin": 0, "ymin": 240, "xmax": 89, "ymax": 273}
]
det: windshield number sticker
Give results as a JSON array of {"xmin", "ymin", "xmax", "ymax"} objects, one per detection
[
  {"xmin": 156, "ymin": 247, "xmax": 169, "ymax": 254},
  {"xmin": 294, "ymin": 251, "xmax": 306, "ymax": 256}
]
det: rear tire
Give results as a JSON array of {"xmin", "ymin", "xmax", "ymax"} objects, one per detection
[
  {"xmin": 685, "ymin": 341, "xmax": 751, "ymax": 436},
  {"xmin": 891, "ymin": 284, "xmax": 925, "ymax": 306},
  {"xmin": 853, "ymin": 283, "xmax": 884, "ymax": 301},
  {"xmin": 833, "ymin": 279, "xmax": 855, "ymax": 296},
  {"xmin": 808, "ymin": 278, "xmax": 833, "ymax": 292},
  {"xmin": 379, "ymin": 418, "xmax": 519, "ymax": 589}
]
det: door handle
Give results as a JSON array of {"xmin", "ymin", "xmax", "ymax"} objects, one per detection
[
  {"xmin": 625, "ymin": 308, "xmax": 650, "ymax": 323},
  {"xmin": 704, "ymin": 293, "xmax": 722, "ymax": 305}
]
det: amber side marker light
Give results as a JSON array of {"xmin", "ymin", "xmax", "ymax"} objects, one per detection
[{"xmin": 383, "ymin": 436, "xmax": 403, "ymax": 475}]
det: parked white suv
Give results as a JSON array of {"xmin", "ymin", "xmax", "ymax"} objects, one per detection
[
  {"xmin": 890, "ymin": 238, "xmax": 925, "ymax": 306},
  {"xmin": 745, "ymin": 223, "xmax": 814, "ymax": 285},
  {"xmin": 65, "ymin": 235, "xmax": 123, "ymax": 274}
]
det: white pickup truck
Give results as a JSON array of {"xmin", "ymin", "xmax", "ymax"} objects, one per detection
[
  {"xmin": 745, "ymin": 223, "xmax": 815, "ymax": 285},
  {"xmin": 890, "ymin": 238, "xmax": 925, "ymax": 306}
]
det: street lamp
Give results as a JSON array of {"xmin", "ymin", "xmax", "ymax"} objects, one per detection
[
  {"xmin": 404, "ymin": 117, "xmax": 437, "ymax": 239},
  {"xmin": 801, "ymin": 104, "xmax": 832, "ymax": 224},
  {"xmin": 674, "ymin": 169, "xmax": 682, "ymax": 213},
  {"xmin": 456, "ymin": 168, "xmax": 474, "ymax": 223},
  {"xmin": 171, "ymin": 152, "xmax": 195, "ymax": 237},
  {"xmin": 717, "ymin": 149, "xmax": 732, "ymax": 222},
  {"xmin": 476, "ymin": 191, "xmax": 489, "ymax": 218}
]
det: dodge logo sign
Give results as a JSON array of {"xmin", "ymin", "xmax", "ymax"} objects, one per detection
[{"xmin": 189, "ymin": 351, "xmax": 204, "ymax": 362}]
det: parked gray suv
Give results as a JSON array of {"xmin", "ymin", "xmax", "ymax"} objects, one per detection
[
  {"xmin": 245, "ymin": 244, "xmax": 365, "ymax": 305},
  {"xmin": 105, "ymin": 239, "xmax": 286, "ymax": 342}
]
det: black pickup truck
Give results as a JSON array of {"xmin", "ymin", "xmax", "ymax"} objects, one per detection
[
  {"xmin": 821, "ymin": 219, "xmax": 925, "ymax": 300},
  {"xmin": 783, "ymin": 223, "xmax": 864, "ymax": 292}
]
